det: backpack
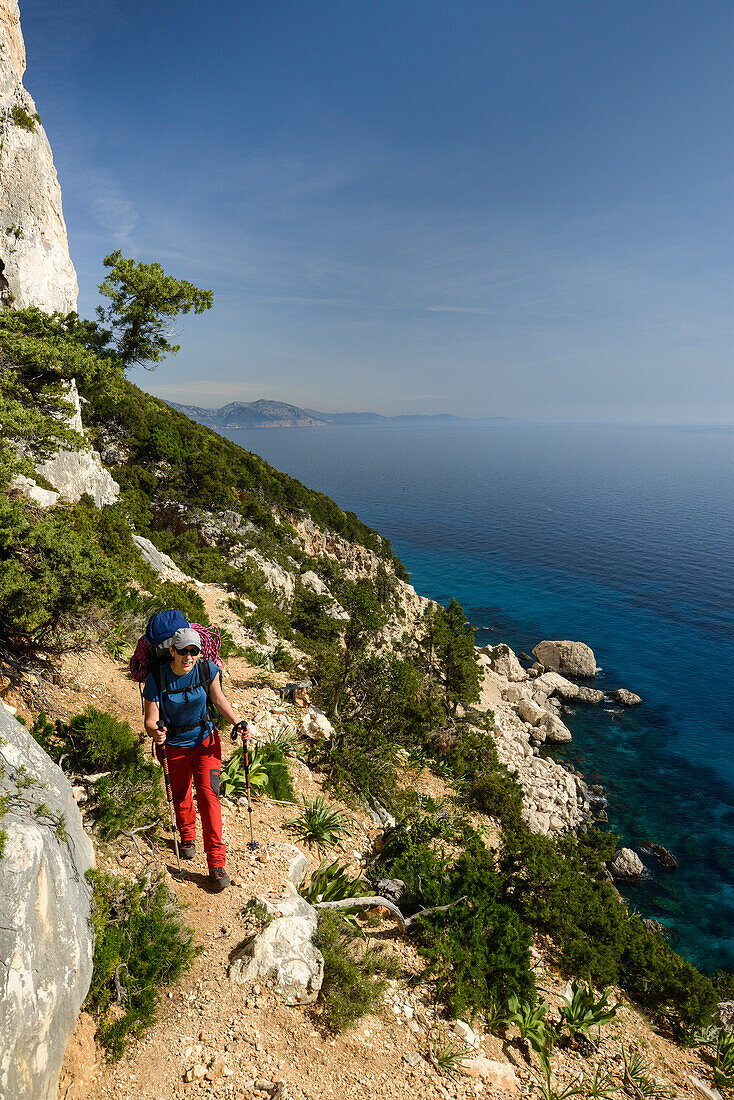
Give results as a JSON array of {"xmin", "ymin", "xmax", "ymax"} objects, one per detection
[{"xmin": 129, "ymin": 610, "xmax": 224, "ymax": 726}]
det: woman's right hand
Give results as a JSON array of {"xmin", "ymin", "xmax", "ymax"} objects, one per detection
[{"xmin": 153, "ymin": 724, "xmax": 167, "ymax": 746}]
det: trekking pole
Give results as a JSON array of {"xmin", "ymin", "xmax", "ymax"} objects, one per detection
[
  {"xmin": 232, "ymin": 721, "xmax": 258, "ymax": 850},
  {"xmin": 158, "ymin": 722, "xmax": 186, "ymax": 880}
]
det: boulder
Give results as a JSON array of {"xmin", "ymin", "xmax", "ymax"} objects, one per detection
[
  {"xmin": 0, "ymin": 706, "xmax": 95, "ymax": 1100},
  {"xmin": 609, "ymin": 847, "xmax": 644, "ymax": 880},
  {"xmin": 376, "ymin": 879, "xmax": 407, "ymax": 902},
  {"xmin": 516, "ymin": 699, "xmax": 545, "ymax": 727},
  {"xmin": 502, "ymin": 683, "xmax": 532, "ymax": 704},
  {"xmin": 8, "ymin": 473, "xmax": 60, "ymax": 508},
  {"xmin": 575, "ymin": 686, "xmax": 605, "ymax": 703},
  {"xmin": 647, "ymin": 842, "xmax": 678, "ymax": 869},
  {"xmin": 301, "ymin": 707, "xmax": 334, "ymax": 742},
  {"xmin": 480, "ymin": 644, "xmax": 527, "ymax": 682},
  {"xmin": 229, "ymin": 891, "xmax": 323, "ymax": 1005},
  {"xmin": 477, "ymin": 666, "xmax": 507, "ymax": 712},
  {"xmin": 531, "ymin": 640, "xmax": 597, "ymax": 678},
  {"xmin": 538, "ymin": 711, "xmax": 573, "ymax": 743},
  {"xmin": 608, "ymin": 688, "xmax": 642, "ymax": 706}
]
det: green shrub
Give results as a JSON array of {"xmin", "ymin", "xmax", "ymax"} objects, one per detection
[
  {"xmin": 10, "ymin": 104, "xmax": 41, "ymax": 131},
  {"xmin": 316, "ymin": 910, "xmax": 399, "ymax": 1030},
  {"xmin": 85, "ymin": 870, "xmax": 197, "ymax": 1059},
  {"xmin": 379, "ymin": 819, "xmax": 534, "ymax": 1016},
  {"xmin": 0, "ymin": 496, "xmax": 123, "ymax": 653},
  {"xmin": 498, "ymin": 826, "xmax": 718, "ymax": 1032},
  {"xmin": 30, "ymin": 709, "xmax": 164, "ymax": 839}
]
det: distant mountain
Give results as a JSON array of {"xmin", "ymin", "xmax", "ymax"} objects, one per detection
[{"xmin": 166, "ymin": 398, "xmax": 477, "ymax": 429}]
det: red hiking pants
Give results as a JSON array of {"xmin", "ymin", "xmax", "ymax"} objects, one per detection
[{"xmin": 160, "ymin": 730, "xmax": 225, "ymax": 869}]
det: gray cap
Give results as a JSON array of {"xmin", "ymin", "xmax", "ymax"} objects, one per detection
[{"xmin": 167, "ymin": 628, "xmax": 202, "ymax": 651}]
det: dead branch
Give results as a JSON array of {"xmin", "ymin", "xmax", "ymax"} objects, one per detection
[
  {"xmin": 404, "ymin": 895, "xmax": 468, "ymax": 931},
  {"xmin": 313, "ymin": 893, "xmax": 468, "ymax": 934},
  {"xmin": 313, "ymin": 896, "xmax": 407, "ymax": 932}
]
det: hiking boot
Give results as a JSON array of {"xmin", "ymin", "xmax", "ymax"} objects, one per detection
[
  {"xmin": 179, "ymin": 842, "xmax": 196, "ymax": 860},
  {"xmin": 209, "ymin": 866, "xmax": 231, "ymax": 891}
]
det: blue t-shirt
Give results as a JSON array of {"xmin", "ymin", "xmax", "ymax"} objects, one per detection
[{"xmin": 143, "ymin": 660, "xmax": 220, "ymax": 747}]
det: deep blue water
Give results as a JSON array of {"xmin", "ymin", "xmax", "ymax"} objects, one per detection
[{"xmin": 220, "ymin": 422, "xmax": 734, "ymax": 974}]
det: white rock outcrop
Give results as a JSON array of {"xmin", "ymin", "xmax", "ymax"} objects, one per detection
[
  {"xmin": 232, "ymin": 549, "xmax": 296, "ymax": 605},
  {"xmin": 532, "ymin": 640, "xmax": 597, "ymax": 678},
  {"xmin": 481, "ymin": 643, "xmax": 527, "ymax": 682},
  {"xmin": 0, "ymin": 706, "xmax": 95, "ymax": 1100},
  {"xmin": 609, "ymin": 848, "xmax": 644, "ymax": 880},
  {"xmin": 34, "ymin": 381, "xmax": 120, "ymax": 508},
  {"xmin": 8, "ymin": 473, "xmax": 60, "ymax": 507},
  {"xmin": 300, "ymin": 570, "xmax": 350, "ymax": 621},
  {"xmin": 0, "ymin": 0, "xmax": 78, "ymax": 312},
  {"xmin": 229, "ymin": 889, "xmax": 323, "ymax": 1005},
  {"xmin": 132, "ymin": 534, "xmax": 191, "ymax": 583}
]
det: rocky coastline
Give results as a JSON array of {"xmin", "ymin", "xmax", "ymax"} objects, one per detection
[{"xmin": 473, "ymin": 637, "xmax": 643, "ymax": 850}]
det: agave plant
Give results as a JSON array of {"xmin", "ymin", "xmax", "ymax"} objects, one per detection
[
  {"xmin": 300, "ymin": 859, "xmax": 369, "ymax": 904},
  {"xmin": 715, "ymin": 1029, "xmax": 734, "ymax": 1088},
  {"xmin": 558, "ymin": 980, "xmax": 618, "ymax": 1041},
  {"xmin": 505, "ymin": 994, "xmax": 556, "ymax": 1062},
  {"xmin": 285, "ymin": 796, "xmax": 353, "ymax": 852},
  {"xmin": 220, "ymin": 743, "xmax": 294, "ymax": 801},
  {"xmin": 428, "ymin": 1034, "xmax": 471, "ymax": 1079}
]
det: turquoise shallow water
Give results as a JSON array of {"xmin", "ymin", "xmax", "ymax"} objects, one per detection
[{"xmin": 220, "ymin": 421, "xmax": 734, "ymax": 973}]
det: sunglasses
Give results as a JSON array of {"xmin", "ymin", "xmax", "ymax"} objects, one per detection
[{"xmin": 175, "ymin": 646, "xmax": 200, "ymax": 657}]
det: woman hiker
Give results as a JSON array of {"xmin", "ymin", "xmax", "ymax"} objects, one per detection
[{"xmin": 143, "ymin": 626, "xmax": 250, "ymax": 891}]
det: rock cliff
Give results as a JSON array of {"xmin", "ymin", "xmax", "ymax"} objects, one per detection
[
  {"xmin": 0, "ymin": 0, "xmax": 78, "ymax": 312},
  {"xmin": 0, "ymin": 704, "xmax": 95, "ymax": 1100}
]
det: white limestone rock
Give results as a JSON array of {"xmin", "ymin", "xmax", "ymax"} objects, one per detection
[
  {"xmin": 132, "ymin": 535, "xmax": 190, "ymax": 582},
  {"xmin": 300, "ymin": 570, "xmax": 350, "ymax": 621},
  {"xmin": 0, "ymin": 0, "xmax": 78, "ymax": 312},
  {"xmin": 301, "ymin": 707, "xmax": 334, "ymax": 742},
  {"xmin": 0, "ymin": 706, "xmax": 95, "ymax": 1100},
  {"xmin": 609, "ymin": 847, "xmax": 644, "ymax": 880},
  {"xmin": 232, "ymin": 549, "xmax": 296, "ymax": 605},
  {"xmin": 532, "ymin": 640, "xmax": 597, "ymax": 678},
  {"xmin": 538, "ymin": 710, "xmax": 573, "ymax": 743},
  {"xmin": 229, "ymin": 891, "xmax": 323, "ymax": 1005},
  {"xmin": 481, "ymin": 643, "xmax": 527, "ymax": 682},
  {"xmin": 477, "ymin": 664, "xmax": 508, "ymax": 712},
  {"xmin": 34, "ymin": 381, "xmax": 119, "ymax": 508},
  {"xmin": 516, "ymin": 698, "xmax": 545, "ymax": 727},
  {"xmin": 8, "ymin": 473, "xmax": 60, "ymax": 508}
]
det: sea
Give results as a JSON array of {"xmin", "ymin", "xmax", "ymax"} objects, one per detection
[{"xmin": 217, "ymin": 421, "xmax": 734, "ymax": 975}]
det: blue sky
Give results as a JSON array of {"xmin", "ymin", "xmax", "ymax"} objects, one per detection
[{"xmin": 18, "ymin": 0, "xmax": 734, "ymax": 421}]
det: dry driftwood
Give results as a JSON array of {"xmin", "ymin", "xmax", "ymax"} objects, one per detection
[{"xmin": 313, "ymin": 894, "xmax": 468, "ymax": 934}]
